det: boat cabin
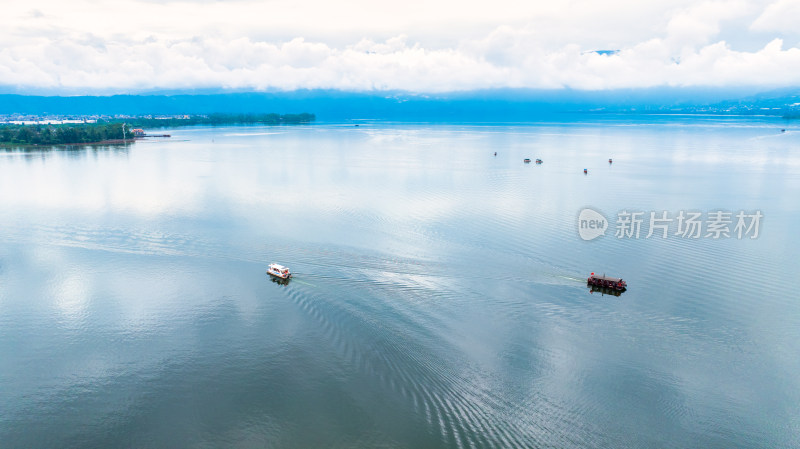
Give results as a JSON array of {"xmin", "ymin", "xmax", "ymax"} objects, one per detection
[
  {"xmin": 268, "ymin": 263, "xmax": 292, "ymax": 279},
  {"xmin": 587, "ymin": 273, "xmax": 627, "ymax": 291}
]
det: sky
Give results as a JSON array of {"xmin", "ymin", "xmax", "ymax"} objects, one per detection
[{"xmin": 1, "ymin": 0, "xmax": 799, "ymax": 94}]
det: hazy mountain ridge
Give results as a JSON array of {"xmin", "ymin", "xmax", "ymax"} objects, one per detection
[{"xmin": 2, "ymin": 87, "xmax": 799, "ymax": 121}]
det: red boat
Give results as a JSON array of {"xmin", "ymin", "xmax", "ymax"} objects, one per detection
[{"xmin": 587, "ymin": 273, "xmax": 627, "ymax": 291}]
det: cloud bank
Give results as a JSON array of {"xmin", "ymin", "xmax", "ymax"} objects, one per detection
[{"xmin": 1, "ymin": 0, "xmax": 799, "ymax": 93}]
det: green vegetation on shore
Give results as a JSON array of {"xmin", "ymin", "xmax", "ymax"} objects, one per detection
[
  {"xmin": 0, "ymin": 123, "xmax": 127, "ymax": 146},
  {"xmin": 0, "ymin": 113, "xmax": 316, "ymax": 146},
  {"xmin": 116, "ymin": 113, "xmax": 315, "ymax": 128}
]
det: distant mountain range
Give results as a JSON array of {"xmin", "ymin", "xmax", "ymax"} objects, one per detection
[{"xmin": 1, "ymin": 87, "xmax": 799, "ymax": 121}]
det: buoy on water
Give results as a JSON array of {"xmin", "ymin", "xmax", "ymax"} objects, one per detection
[
  {"xmin": 608, "ymin": 158, "xmax": 613, "ymax": 164},
  {"xmin": 584, "ymin": 168, "xmax": 588, "ymax": 174}
]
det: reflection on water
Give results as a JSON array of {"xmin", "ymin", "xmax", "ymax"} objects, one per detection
[
  {"xmin": 269, "ymin": 275, "xmax": 292, "ymax": 286},
  {"xmin": 1, "ymin": 118, "xmax": 799, "ymax": 448},
  {"xmin": 588, "ymin": 285, "xmax": 625, "ymax": 297},
  {"xmin": 2, "ymin": 142, "xmax": 131, "ymax": 157}
]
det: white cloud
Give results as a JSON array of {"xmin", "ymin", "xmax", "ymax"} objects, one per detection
[
  {"xmin": 665, "ymin": 1, "xmax": 750, "ymax": 49},
  {"xmin": 751, "ymin": 0, "xmax": 800, "ymax": 35},
  {"xmin": 0, "ymin": 1, "xmax": 798, "ymax": 92}
]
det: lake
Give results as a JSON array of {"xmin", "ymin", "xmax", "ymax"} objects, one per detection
[{"xmin": 1, "ymin": 117, "xmax": 799, "ymax": 448}]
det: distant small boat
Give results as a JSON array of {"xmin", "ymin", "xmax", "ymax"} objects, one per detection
[
  {"xmin": 535, "ymin": 159, "xmax": 542, "ymax": 164},
  {"xmin": 267, "ymin": 263, "xmax": 292, "ymax": 279},
  {"xmin": 584, "ymin": 168, "xmax": 588, "ymax": 174},
  {"xmin": 524, "ymin": 158, "xmax": 531, "ymax": 163},
  {"xmin": 781, "ymin": 129, "xmax": 786, "ymax": 133},
  {"xmin": 608, "ymin": 158, "xmax": 613, "ymax": 164}
]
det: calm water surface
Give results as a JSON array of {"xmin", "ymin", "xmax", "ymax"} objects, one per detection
[{"xmin": 1, "ymin": 118, "xmax": 799, "ymax": 448}]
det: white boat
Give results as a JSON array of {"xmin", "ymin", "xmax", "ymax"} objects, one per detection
[{"xmin": 267, "ymin": 263, "xmax": 291, "ymax": 279}]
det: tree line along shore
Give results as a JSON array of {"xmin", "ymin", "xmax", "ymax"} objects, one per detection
[{"xmin": 0, "ymin": 113, "xmax": 315, "ymax": 146}]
